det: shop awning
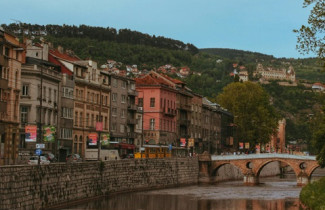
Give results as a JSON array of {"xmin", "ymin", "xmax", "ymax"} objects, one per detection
[{"xmin": 119, "ymin": 143, "xmax": 135, "ymax": 149}]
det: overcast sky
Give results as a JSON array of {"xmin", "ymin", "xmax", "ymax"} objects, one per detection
[{"xmin": 1, "ymin": 0, "xmax": 315, "ymax": 58}]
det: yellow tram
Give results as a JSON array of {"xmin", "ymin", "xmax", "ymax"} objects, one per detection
[{"xmin": 134, "ymin": 145, "xmax": 188, "ymax": 159}]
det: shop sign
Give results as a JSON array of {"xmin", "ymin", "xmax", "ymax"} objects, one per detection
[
  {"xmin": 239, "ymin": 142, "xmax": 244, "ymax": 149},
  {"xmin": 245, "ymin": 142, "xmax": 250, "ymax": 149}
]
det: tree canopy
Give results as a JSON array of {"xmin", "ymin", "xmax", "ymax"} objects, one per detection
[
  {"xmin": 294, "ymin": 0, "xmax": 325, "ymax": 60},
  {"xmin": 217, "ymin": 82, "xmax": 280, "ymax": 148}
]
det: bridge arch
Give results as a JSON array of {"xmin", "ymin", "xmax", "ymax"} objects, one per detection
[
  {"xmin": 308, "ymin": 165, "xmax": 321, "ymax": 180},
  {"xmin": 210, "ymin": 162, "xmax": 245, "ymax": 177},
  {"xmin": 255, "ymin": 159, "xmax": 299, "ymax": 178}
]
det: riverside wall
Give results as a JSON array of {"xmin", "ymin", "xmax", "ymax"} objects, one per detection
[{"xmin": 0, "ymin": 158, "xmax": 198, "ymax": 210}]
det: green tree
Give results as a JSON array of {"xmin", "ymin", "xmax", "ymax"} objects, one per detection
[
  {"xmin": 294, "ymin": 0, "xmax": 325, "ymax": 60},
  {"xmin": 217, "ymin": 82, "xmax": 280, "ymax": 148}
]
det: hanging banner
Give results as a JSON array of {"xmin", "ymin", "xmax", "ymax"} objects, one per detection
[
  {"xmin": 43, "ymin": 126, "xmax": 56, "ymax": 142},
  {"xmin": 89, "ymin": 133, "xmax": 98, "ymax": 146},
  {"xmin": 96, "ymin": 122, "xmax": 103, "ymax": 131},
  {"xmin": 180, "ymin": 138, "xmax": 186, "ymax": 147},
  {"xmin": 188, "ymin": 138, "xmax": 194, "ymax": 147},
  {"xmin": 239, "ymin": 142, "xmax": 244, "ymax": 149},
  {"xmin": 100, "ymin": 133, "xmax": 110, "ymax": 146},
  {"xmin": 25, "ymin": 125, "xmax": 37, "ymax": 142},
  {"xmin": 245, "ymin": 142, "xmax": 250, "ymax": 149}
]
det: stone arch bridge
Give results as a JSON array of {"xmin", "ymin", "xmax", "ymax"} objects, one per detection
[{"xmin": 198, "ymin": 153, "xmax": 320, "ymax": 186}]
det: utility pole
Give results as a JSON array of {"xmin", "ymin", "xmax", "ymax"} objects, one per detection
[
  {"xmin": 37, "ymin": 50, "xmax": 43, "ymax": 165},
  {"xmin": 97, "ymin": 83, "xmax": 102, "ymax": 161}
]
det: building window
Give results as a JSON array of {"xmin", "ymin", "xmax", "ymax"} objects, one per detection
[
  {"xmin": 54, "ymin": 90, "xmax": 57, "ymax": 103},
  {"xmin": 112, "ymin": 93, "xmax": 117, "ymax": 102},
  {"xmin": 121, "ymin": 81, "xmax": 127, "ymax": 89},
  {"xmin": 20, "ymin": 106, "xmax": 28, "ymax": 124},
  {"xmin": 150, "ymin": 98, "xmax": 155, "ymax": 107},
  {"xmin": 60, "ymin": 128, "xmax": 72, "ymax": 139},
  {"xmin": 48, "ymin": 88, "xmax": 52, "ymax": 102},
  {"xmin": 61, "ymin": 107, "xmax": 73, "ymax": 119},
  {"xmin": 75, "ymin": 112, "xmax": 78, "ymax": 126},
  {"xmin": 79, "ymin": 112, "xmax": 83, "ymax": 127},
  {"xmin": 112, "ymin": 123, "xmax": 116, "ymax": 131},
  {"xmin": 120, "ymin": 124, "xmax": 125, "ymax": 133},
  {"xmin": 121, "ymin": 109, "xmax": 125, "ymax": 118},
  {"xmin": 86, "ymin": 113, "xmax": 89, "ymax": 127},
  {"xmin": 22, "ymin": 84, "xmax": 29, "ymax": 96},
  {"xmin": 150, "ymin": 118, "xmax": 155, "ymax": 130},
  {"xmin": 63, "ymin": 87, "xmax": 74, "ymax": 99},
  {"xmin": 104, "ymin": 117, "xmax": 108, "ymax": 130},
  {"xmin": 121, "ymin": 95, "xmax": 126, "ymax": 103},
  {"xmin": 112, "ymin": 107, "xmax": 117, "ymax": 116},
  {"xmin": 91, "ymin": 114, "xmax": 94, "ymax": 127},
  {"xmin": 138, "ymin": 98, "xmax": 143, "ymax": 107},
  {"xmin": 43, "ymin": 86, "xmax": 47, "ymax": 100},
  {"xmin": 130, "ymin": 83, "xmax": 135, "ymax": 90},
  {"xmin": 112, "ymin": 78, "xmax": 117, "ymax": 87}
]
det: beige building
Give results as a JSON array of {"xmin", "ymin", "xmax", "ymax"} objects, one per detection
[
  {"xmin": 255, "ymin": 63, "xmax": 295, "ymax": 82},
  {"xmin": 0, "ymin": 28, "xmax": 24, "ymax": 165},
  {"xmin": 19, "ymin": 45, "xmax": 61, "ymax": 162}
]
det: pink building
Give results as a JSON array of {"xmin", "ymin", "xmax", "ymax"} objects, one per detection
[{"xmin": 136, "ymin": 71, "xmax": 177, "ymax": 145}]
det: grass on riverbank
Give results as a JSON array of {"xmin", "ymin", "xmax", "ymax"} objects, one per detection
[{"xmin": 300, "ymin": 176, "xmax": 325, "ymax": 209}]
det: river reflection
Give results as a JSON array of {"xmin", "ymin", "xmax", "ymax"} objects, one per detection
[{"xmin": 68, "ymin": 175, "xmax": 306, "ymax": 210}]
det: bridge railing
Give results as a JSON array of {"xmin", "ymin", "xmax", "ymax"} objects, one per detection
[{"xmin": 210, "ymin": 153, "xmax": 316, "ymax": 161}]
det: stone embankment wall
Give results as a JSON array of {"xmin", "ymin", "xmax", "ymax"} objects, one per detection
[
  {"xmin": 0, "ymin": 158, "xmax": 198, "ymax": 210},
  {"xmin": 213, "ymin": 161, "xmax": 281, "ymax": 181}
]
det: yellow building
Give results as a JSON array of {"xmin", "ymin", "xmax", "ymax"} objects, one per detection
[{"xmin": 0, "ymin": 28, "xmax": 25, "ymax": 165}]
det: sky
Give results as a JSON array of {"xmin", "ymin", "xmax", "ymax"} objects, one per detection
[{"xmin": 1, "ymin": 0, "xmax": 315, "ymax": 58}]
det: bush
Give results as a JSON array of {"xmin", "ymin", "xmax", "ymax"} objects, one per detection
[{"xmin": 300, "ymin": 176, "xmax": 325, "ymax": 209}]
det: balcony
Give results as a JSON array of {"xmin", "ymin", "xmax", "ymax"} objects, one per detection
[
  {"xmin": 179, "ymin": 119, "xmax": 190, "ymax": 126},
  {"xmin": 127, "ymin": 119, "xmax": 137, "ymax": 125},
  {"xmin": 164, "ymin": 108, "xmax": 176, "ymax": 117},
  {"xmin": 127, "ymin": 132, "xmax": 137, "ymax": 138},
  {"xmin": 0, "ymin": 78, "xmax": 8, "ymax": 89},
  {"xmin": 127, "ymin": 104, "xmax": 137, "ymax": 111},
  {"xmin": 128, "ymin": 89, "xmax": 138, "ymax": 96},
  {"xmin": 0, "ymin": 101, "xmax": 7, "ymax": 112},
  {"xmin": 180, "ymin": 104, "xmax": 191, "ymax": 110}
]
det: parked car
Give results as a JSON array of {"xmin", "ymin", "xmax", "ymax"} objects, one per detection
[
  {"xmin": 122, "ymin": 153, "xmax": 134, "ymax": 159},
  {"xmin": 66, "ymin": 154, "xmax": 82, "ymax": 162},
  {"xmin": 44, "ymin": 153, "xmax": 57, "ymax": 162},
  {"xmin": 28, "ymin": 156, "xmax": 50, "ymax": 165}
]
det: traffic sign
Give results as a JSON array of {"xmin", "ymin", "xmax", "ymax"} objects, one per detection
[
  {"xmin": 35, "ymin": 149, "xmax": 42, "ymax": 156},
  {"xmin": 36, "ymin": 144, "xmax": 45, "ymax": 149}
]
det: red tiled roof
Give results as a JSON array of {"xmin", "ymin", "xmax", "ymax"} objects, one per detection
[
  {"xmin": 136, "ymin": 74, "xmax": 172, "ymax": 87},
  {"xmin": 160, "ymin": 74, "xmax": 184, "ymax": 84},
  {"xmin": 49, "ymin": 49, "xmax": 80, "ymax": 62}
]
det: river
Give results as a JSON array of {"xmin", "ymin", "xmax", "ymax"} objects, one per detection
[{"xmin": 68, "ymin": 170, "xmax": 324, "ymax": 210}]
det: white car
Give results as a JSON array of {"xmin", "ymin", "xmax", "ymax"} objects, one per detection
[{"xmin": 28, "ymin": 156, "xmax": 50, "ymax": 165}]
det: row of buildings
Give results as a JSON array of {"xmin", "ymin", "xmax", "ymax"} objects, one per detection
[{"xmin": 0, "ymin": 28, "xmax": 235, "ymax": 165}]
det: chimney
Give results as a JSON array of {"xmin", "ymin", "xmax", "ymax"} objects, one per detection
[{"xmin": 58, "ymin": 46, "xmax": 64, "ymax": 53}]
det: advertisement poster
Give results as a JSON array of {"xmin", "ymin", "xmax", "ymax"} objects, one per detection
[
  {"xmin": 239, "ymin": 142, "xmax": 244, "ymax": 149},
  {"xmin": 256, "ymin": 144, "xmax": 260, "ymax": 153},
  {"xmin": 43, "ymin": 126, "xmax": 56, "ymax": 142},
  {"xmin": 245, "ymin": 142, "xmax": 250, "ymax": 149},
  {"xmin": 25, "ymin": 125, "xmax": 37, "ymax": 142},
  {"xmin": 180, "ymin": 138, "xmax": 186, "ymax": 147},
  {"xmin": 89, "ymin": 133, "xmax": 98, "ymax": 146},
  {"xmin": 101, "ymin": 133, "xmax": 110, "ymax": 146},
  {"xmin": 188, "ymin": 138, "xmax": 194, "ymax": 147}
]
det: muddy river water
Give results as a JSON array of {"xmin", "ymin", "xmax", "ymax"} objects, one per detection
[{"xmin": 68, "ymin": 172, "xmax": 324, "ymax": 210}]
